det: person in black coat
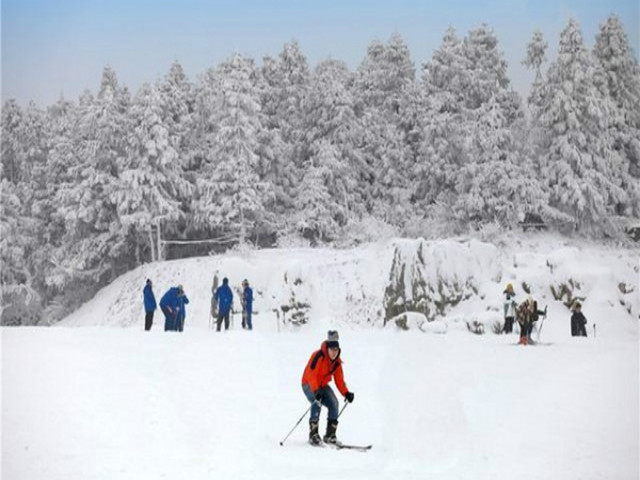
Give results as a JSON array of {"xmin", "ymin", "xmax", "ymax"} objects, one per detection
[{"xmin": 571, "ymin": 302, "xmax": 588, "ymax": 337}]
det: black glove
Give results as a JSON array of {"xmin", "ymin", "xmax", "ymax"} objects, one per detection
[
  {"xmin": 345, "ymin": 392, "xmax": 355, "ymax": 403},
  {"xmin": 314, "ymin": 389, "xmax": 325, "ymax": 402}
]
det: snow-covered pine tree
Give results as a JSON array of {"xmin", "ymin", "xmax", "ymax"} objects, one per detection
[
  {"xmin": 1, "ymin": 100, "xmax": 28, "ymax": 184},
  {"xmin": 157, "ymin": 61, "xmax": 196, "ymax": 173},
  {"xmin": 192, "ymin": 54, "xmax": 271, "ymax": 245},
  {"xmin": 354, "ymin": 34, "xmax": 415, "ymax": 226},
  {"xmin": 523, "ymin": 30, "xmax": 548, "ymax": 113},
  {"xmin": 451, "ymin": 26, "xmax": 540, "ymax": 227},
  {"xmin": 414, "ymin": 26, "xmax": 468, "ymax": 217},
  {"xmin": 51, "ymin": 66, "xmax": 134, "ymax": 293},
  {"xmin": 537, "ymin": 19, "xmax": 628, "ymax": 232},
  {"xmin": 31, "ymin": 97, "xmax": 79, "ymax": 316},
  {"xmin": 256, "ymin": 55, "xmax": 291, "ymax": 226},
  {"xmin": 122, "ymin": 81, "xmax": 193, "ymax": 262},
  {"xmin": 294, "ymin": 139, "xmax": 345, "ymax": 242},
  {"xmin": 461, "ymin": 25, "xmax": 511, "ymax": 110},
  {"xmin": 452, "ymin": 94, "xmax": 545, "ymax": 226},
  {"xmin": 522, "ymin": 29, "xmax": 549, "ymax": 174},
  {"xmin": 274, "ymin": 42, "xmax": 310, "ymax": 168},
  {"xmin": 417, "ymin": 25, "xmax": 537, "ymax": 231},
  {"xmin": 593, "ymin": 14, "xmax": 640, "ymax": 218},
  {"xmin": 0, "ymin": 100, "xmax": 48, "ymax": 184},
  {"xmin": 0, "ymin": 100, "xmax": 49, "ymax": 324},
  {"xmin": 295, "ymin": 59, "xmax": 364, "ymax": 242},
  {"xmin": 0, "ymin": 176, "xmax": 42, "ymax": 325},
  {"xmin": 355, "ymin": 33, "xmax": 415, "ymax": 116}
]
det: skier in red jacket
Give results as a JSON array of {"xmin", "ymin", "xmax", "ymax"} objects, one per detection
[{"xmin": 301, "ymin": 330, "xmax": 355, "ymax": 445}]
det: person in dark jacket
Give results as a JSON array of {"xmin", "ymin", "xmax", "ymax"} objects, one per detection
[
  {"xmin": 215, "ymin": 277, "xmax": 233, "ymax": 331},
  {"xmin": 176, "ymin": 289, "xmax": 189, "ymax": 332},
  {"xmin": 160, "ymin": 285, "xmax": 184, "ymax": 331},
  {"xmin": 571, "ymin": 302, "xmax": 588, "ymax": 337},
  {"xmin": 301, "ymin": 330, "xmax": 355, "ymax": 445},
  {"xmin": 143, "ymin": 279, "xmax": 157, "ymax": 331},
  {"xmin": 241, "ymin": 279, "xmax": 254, "ymax": 330}
]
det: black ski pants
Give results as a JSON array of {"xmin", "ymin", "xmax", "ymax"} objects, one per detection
[
  {"xmin": 217, "ymin": 310, "xmax": 230, "ymax": 331},
  {"xmin": 504, "ymin": 316, "xmax": 514, "ymax": 333},
  {"xmin": 145, "ymin": 311, "xmax": 154, "ymax": 331}
]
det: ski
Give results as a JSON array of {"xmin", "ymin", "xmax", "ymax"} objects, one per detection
[
  {"xmin": 332, "ymin": 442, "xmax": 372, "ymax": 452},
  {"xmin": 308, "ymin": 440, "xmax": 372, "ymax": 451}
]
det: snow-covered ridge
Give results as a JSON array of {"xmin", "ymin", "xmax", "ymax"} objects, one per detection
[{"xmin": 59, "ymin": 235, "xmax": 638, "ymax": 333}]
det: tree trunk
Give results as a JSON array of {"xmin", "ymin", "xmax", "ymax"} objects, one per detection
[
  {"xmin": 240, "ymin": 208, "xmax": 246, "ymax": 246},
  {"xmin": 156, "ymin": 220, "xmax": 163, "ymax": 261},
  {"xmin": 148, "ymin": 225, "xmax": 156, "ymax": 262}
]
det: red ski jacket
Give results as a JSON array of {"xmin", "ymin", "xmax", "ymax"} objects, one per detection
[{"xmin": 301, "ymin": 341, "xmax": 349, "ymax": 397}]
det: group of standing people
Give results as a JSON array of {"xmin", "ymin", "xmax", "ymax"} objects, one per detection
[
  {"xmin": 143, "ymin": 279, "xmax": 189, "ymax": 332},
  {"xmin": 210, "ymin": 274, "xmax": 253, "ymax": 331},
  {"xmin": 142, "ymin": 275, "xmax": 253, "ymax": 332},
  {"xmin": 503, "ymin": 282, "xmax": 547, "ymax": 345},
  {"xmin": 502, "ymin": 283, "xmax": 588, "ymax": 344}
]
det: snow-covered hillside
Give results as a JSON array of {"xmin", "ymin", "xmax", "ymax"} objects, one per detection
[
  {"xmin": 3, "ymin": 235, "xmax": 639, "ymax": 480},
  {"xmin": 59, "ymin": 235, "xmax": 638, "ymax": 336}
]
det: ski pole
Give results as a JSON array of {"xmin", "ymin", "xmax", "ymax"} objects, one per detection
[
  {"xmin": 537, "ymin": 308, "xmax": 547, "ymax": 342},
  {"xmin": 280, "ymin": 402, "xmax": 315, "ymax": 446},
  {"xmin": 337, "ymin": 401, "xmax": 349, "ymax": 419}
]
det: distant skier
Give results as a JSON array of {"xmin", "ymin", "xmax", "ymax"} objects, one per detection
[
  {"xmin": 142, "ymin": 279, "xmax": 157, "ymax": 331},
  {"xmin": 570, "ymin": 302, "xmax": 588, "ymax": 337},
  {"xmin": 241, "ymin": 279, "xmax": 253, "ymax": 330},
  {"xmin": 214, "ymin": 277, "xmax": 233, "ymax": 331},
  {"xmin": 176, "ymin": 288, "xmax": 189, "ymax": 332},
  {"xmin": 301, "ymin": 330, "xmax": 355, "ymax": 445},
  {"xmin": 517, "ymin": 296, "xmax": 546, "ymax": 345},
  {"xmin": 160, "ymin": 284, "xmax": 185, "ymax": 331},
  {"xmin": 503, "ymin": 283, "xmax": 517, "ymax": 334}
]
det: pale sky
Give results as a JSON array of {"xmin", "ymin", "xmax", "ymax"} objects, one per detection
[{"xmin": 2, "ymin": 0, "xmax": 638, "ymax": 106}]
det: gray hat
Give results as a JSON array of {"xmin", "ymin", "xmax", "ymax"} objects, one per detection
[{"xmin": 326, "ymin": 330, "xmax": 340, "ymax": 349}]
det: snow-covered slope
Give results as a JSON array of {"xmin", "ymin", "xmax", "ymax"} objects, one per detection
[
  {"xmin": 3, "ymin": 235, "xmax": 639, "ymax": 480},
  {"xmin": 3, "ymin": 324, "xmax": 638, "ymax": 479},
  {"xmin": 59, "ymin": 240, "xmax": 393, "ymax": 331},
  {"xmin": 58, "ymin": 235, "xmax": 638, "ymax": 337}
]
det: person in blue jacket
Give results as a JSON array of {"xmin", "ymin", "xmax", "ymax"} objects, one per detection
[
  {"xmin": 176, "ymin": 289, "xmax": 189, "ymax": 332},
  {"xmin": 160, "ymin": 284, "xmax": 185, "ymax": 331},
  {"xmin": 241, "ymin": 279, "xmax": 254, "ymax": 330},
  {"xmin": 215, "ymin": 277, "xmax": 233, "ymax": 331},
  {"xmin": 143, "ymin": 279, "xmax": 157, "ymax": 331}
]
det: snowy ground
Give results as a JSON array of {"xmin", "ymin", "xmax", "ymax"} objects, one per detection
[
  {"xmin": 3, "ymin": 326, "xmax": 638, "ymax": 480},
  {"xmin": 2, "ymin": 236, "xmax": 639, "ymax": 479}
]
